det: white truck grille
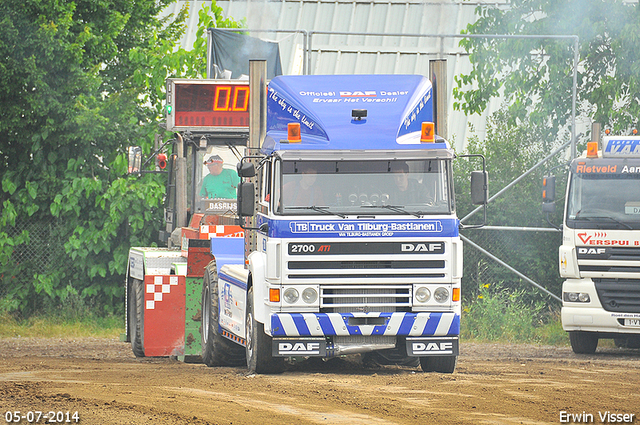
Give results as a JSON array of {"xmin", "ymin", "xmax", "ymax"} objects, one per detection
[{"xmin": 320, "ymin": 285, "xmax": 411, "ymax": 313}]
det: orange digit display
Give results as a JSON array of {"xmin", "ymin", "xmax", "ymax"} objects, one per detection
[
  {"xmin": 214, "ymin": 86, "xmax": 231, "ymax": 111},
  {"xmin": 172, "ymin": 81, "xmax": 250, "ymax": 129},
  {"xmin": 232, "ymin": 86, "xmax": 249, "ymax": 111}
]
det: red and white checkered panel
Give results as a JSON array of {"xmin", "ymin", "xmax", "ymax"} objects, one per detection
[
  {"xmin": 199, "ymin": 225, "xmax": 244, "ymax": 239},
  {"xmin": 143, "ymin": 275, "xmax": 185, "ymax": 357},
  {"xmin": 146, "ymin": 275, "xmax": 180, "ymax": 310}
]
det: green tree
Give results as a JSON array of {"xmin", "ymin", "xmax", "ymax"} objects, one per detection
[
  {"xmin": 450, "ymin": 0, "xmax": 640, "ymax": 306},
  {"xmin": 0, "ymin": 0, "xmax": 242, "ymax": 316},
  {"xmin": 454, "ymin": 0, "xmax": 640, "ymax": 135},
  {"xmin": 455, "ymin": 111, "xmax": 565, "ymax": 304}
]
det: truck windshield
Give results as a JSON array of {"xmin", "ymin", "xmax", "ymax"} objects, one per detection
[
  {"xmin": 277, "ymin": 159, "xmax": 452, "ymax": 216},
  {"xmin": 194, "ymin": 146, "xmax": 241, "ymax": 214},
  {"xmin": 566, "ymin": 172, "xmax": 640, "ymax": 230}
]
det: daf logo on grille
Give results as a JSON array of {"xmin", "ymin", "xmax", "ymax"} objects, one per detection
[
  {"xmin": 401, "ymin": 243, "xmax": 443, "ymax": 252},
  {"xmin": 578, "ymin": 248, "xmax": 606, "ymax": 255}
]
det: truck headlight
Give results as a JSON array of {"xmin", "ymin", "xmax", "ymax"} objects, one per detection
[
  {"xmin": 415, "ymin": 287, "xmax": 431, "ymax": 303},
  {"xmin": 434, "ymin": 287, "xmax": 449, "ymax": 303},
  {"xmin": 564, "ymin": 292, "xmax": 590, "ymax": 303},
  {"xmin": 283, "ymin": 288, "xmax": 299, "ymax": 304},
  {"xmin": 302, "ymin": 287, "xmax": 318, "ymax": 304}
]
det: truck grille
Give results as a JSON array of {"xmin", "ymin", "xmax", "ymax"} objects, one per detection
[
  {"xmin": 320, "ymin": 285, "xmax": 411, "ymax": 313},
  {"xmin": 287, "ymin": 259, "xmax": 445, "ymax": 279},
  {"xmin": 578, "ymin": 247, "xmax": 640, "ymax": 274},
  {"xmin": 593, "ymin": 278, "xmax": 640, "ymax": 313}
]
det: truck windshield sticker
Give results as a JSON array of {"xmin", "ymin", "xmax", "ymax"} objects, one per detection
[
  {"xmin": 603, "ymin": 137, "xmax": 640, "ymax": 158},
  {"xmin": 265, "ymin": 218, "xmax": 459, "ymax": 239},
  {"xmin": 566, "ymin": 159, "xmax": 640, "ymax": 229}
]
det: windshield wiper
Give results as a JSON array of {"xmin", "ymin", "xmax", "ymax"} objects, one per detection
[
  {"xmin": 360, "ymin": 204, "xmax": 422, "ymax": 218},
  {"xmin": 572, "ymin": 213, "xmax": 633, "ymax": 230},
  {"xmin": 287, "ymin": 206, "xmax": 346, "ymax": 218}
]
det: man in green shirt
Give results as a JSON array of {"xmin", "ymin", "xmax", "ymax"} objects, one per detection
[{"xmin": 200, "ymin": 155, "xmax": 240, "ymax": 199}]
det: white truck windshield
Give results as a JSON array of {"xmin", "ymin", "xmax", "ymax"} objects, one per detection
[{"xmin": 567, "ymin": 172, "xmax": 640, "ymax": 230}]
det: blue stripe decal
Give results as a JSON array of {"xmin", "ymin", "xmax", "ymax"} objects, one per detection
[
  {"xmin": 271, "ymin": 315, "xmax": 286, "ymax": 336},
  {"xmin": 374, "ymin": 312, "xmax": 392, "ymax": 335},
  {"xmin": 339, "ymin": 313, "xmax": 362, "ymax": 336},
  {"xmin": 317, "ymin": 313, "xmax": 336, "ymax": 335},
  {"xmin": 291, "ymin": 313, "xmax": 311, "ymax": 335},
  {"xmin": 423, "ymin": 312, "xmax": 441, "ymax": 335},
  {"xmin": 271, "ymin": 312, "xmax": 458, "ymax": 337},
  {"xmin": 397, "ymin": 314, "xmax": 415, "ymax": 335},
  {"xmin": 219, "ymin": 272, "xmax": 247, "ymax": 291},
  {"xmin": 448, "ymin": 315, "xmax": 461, "ymax": 336}
]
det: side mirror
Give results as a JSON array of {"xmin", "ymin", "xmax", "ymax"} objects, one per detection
[
  {"xmin": 237, "ymin": 162, "xmax": 256, "ymax": 178},
  {"xmin": 543, "ymin": 175, "xmax": 556, "ymax": 202},
  {"xmin": 237, "ymin": 182, "xmax": 255, "ymax": 218},
  {"xmin": 128, "ymin": 146, "xmax": 142, "ymax": 174},
  {"xmin": 470, "ymin": 171, "xmax": 489, "ymax": 205},
  {"xmin": 542, "ymin": 174, "xmax": 556, "ymax": 213}
]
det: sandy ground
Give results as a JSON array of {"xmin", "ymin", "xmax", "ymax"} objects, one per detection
[{"xmin": 1, "ymin": 337, "xmax": 640, "ymax": 424}]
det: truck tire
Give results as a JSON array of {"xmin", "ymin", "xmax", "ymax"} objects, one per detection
[
  {"xmin": 129, "ymin": 278, "xmax": 145, "ymax": 358},
  {"xmin": 420, "ymin": 356, "xmax": 457, "ymax": 373},
  {"xmin": 614, "ymin": 336, "xmax": 640, "ymax": 349},
  {"xmin": 246, "ymin": 286, "xmax": 285, "ymax": 374},
  {"xmin": 569, "ymin": 331, "xmax": 598, "ymax": 354},
  {"xmin": 201, "ymin": 261, "xmax": 245, "ymax": 367}
]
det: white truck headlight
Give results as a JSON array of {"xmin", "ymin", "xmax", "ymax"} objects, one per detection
[
  {"xmin": 564, "ymin": 292, "xmax": 590, "ymax": 303},
  {"xmin": 434, "ymin": 287, "xmax": 449, "ymax": 303},
  {"xmin": 283, "ymin": 288, "xmax": 299, "ymax": 304},
  {"xmin": 415, "ymin": 287, "xmax": 431, "ymax": 303},
  {"xmin": 302, "ymin": 287, "xmax": 318, "ymax": 304}
]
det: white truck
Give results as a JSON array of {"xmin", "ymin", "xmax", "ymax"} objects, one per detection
[
  {"xmin": 199, "ymin": 62, "xmax": 488, "ymax": 374},
  {"xmin": 551, "ymin": 135, "xmax": 640, "ymax": 353}
]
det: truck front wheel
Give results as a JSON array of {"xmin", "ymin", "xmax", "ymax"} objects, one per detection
[
  {"xmin": 569, "ymin": 331, "xmax": 598, "ymax": 354},
  {"xmin": 201, "ymin": 261, "xmax": 245, "ymax": 367},
  {"xmin": 246, "ymin": 287, "xmax": 285, "ymax": 374},
  {"xmin": 420, "ymin": 356, "xmax": 457, "ymax": 373},
  {"xmin": 129, "ymin": 278, "xmax": 145, "ymax": 358}
]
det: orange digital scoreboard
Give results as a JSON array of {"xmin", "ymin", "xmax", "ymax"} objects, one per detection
[{"xmin": 166, "ymin": 79, "xmax": 250, "ymax": 131}]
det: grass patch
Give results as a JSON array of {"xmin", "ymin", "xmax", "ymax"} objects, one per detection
[
  {"xmin": 461, "ymin": 282, "xmax": 569, "ymax": 346},
  {"xmin": 0, "ymin": 313, "xmax": 122, "ymax": 338},
  {"xmin": 0, "ymin": 294, "xmax": 122, "ymax": 338}
]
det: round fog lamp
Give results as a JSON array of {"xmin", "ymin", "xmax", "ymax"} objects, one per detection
[
  {"xmin": 434, "ymin": 287, "xmax": 449, "ymax": 303},
  {"xmin": 283, "ymin": 288, "xmax": 299, "ymax": 304},
  {"xmin": 567, "ymin": 292, "xmax": 579, "ymax": 302},
  {"xmin": 578, "ymin": 293, "xmax": 590, "ymax": 302},
  {"xmin": 302, "ymin": 287, "xmax": 318, "ymax": 304},
  {"xmin": 415, "ymin": 287, "xmax": 431, "ymax": 303}
]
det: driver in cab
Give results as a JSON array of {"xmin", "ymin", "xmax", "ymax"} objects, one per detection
[{"xmin": 200, "ymin": 155, "xmax": 239, "ymax": 199}]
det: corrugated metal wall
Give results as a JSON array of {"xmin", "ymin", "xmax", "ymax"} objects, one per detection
[{"xmin": 167, "ymin": 0, "xmax": 510, "ymax": 149}]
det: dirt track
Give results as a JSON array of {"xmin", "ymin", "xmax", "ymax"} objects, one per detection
[{"xmin": 1, "ymin": 338, "xmax": 639, "ymax": 425}]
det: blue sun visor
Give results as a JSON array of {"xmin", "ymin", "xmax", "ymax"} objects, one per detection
[{"xmin": 261, "ymin": 74, "xmax": 447, "ymax": 154}]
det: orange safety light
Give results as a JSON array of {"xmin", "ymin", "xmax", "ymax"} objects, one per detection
[
  {"xmin": 288, "ymin": 122, "xmax": 301, "ymax": 143},
  {"xmin": 269, "ymin": 288, "xmax": 281, "ymax": 303},
  {"xmin": 157, "ymin": 153, "xmax": 167, "ymax": 170},
  {"xmin": 452, "ymin": 287, "xmax": 461, "ymax": 302},
  {"xmin": 586, "ymin": 141, "xmax": 599, "ymax": 158},
  {"xmin": 634, "ymin": 129, "xmax": 638, "ymax": 135},
  {"xmin": 605, "ymin": 128, "xmax": 611, "ymax": 135},
  {"xmin": 420, "ymin": 122, "xmax": 435, "ymax": 143}
]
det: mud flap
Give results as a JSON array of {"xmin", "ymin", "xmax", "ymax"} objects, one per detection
[{"xmin": 406, "ymin": 337, "xmax": 458, "ymax": 356}]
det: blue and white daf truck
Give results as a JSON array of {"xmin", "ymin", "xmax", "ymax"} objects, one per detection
[
  {"xmin": 556, "ymin": 135, "xmax": 640, "ymax": 353},
  {"xmin": 198, "ymin": 61, "xmax": 489, "ymax": 374}
]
